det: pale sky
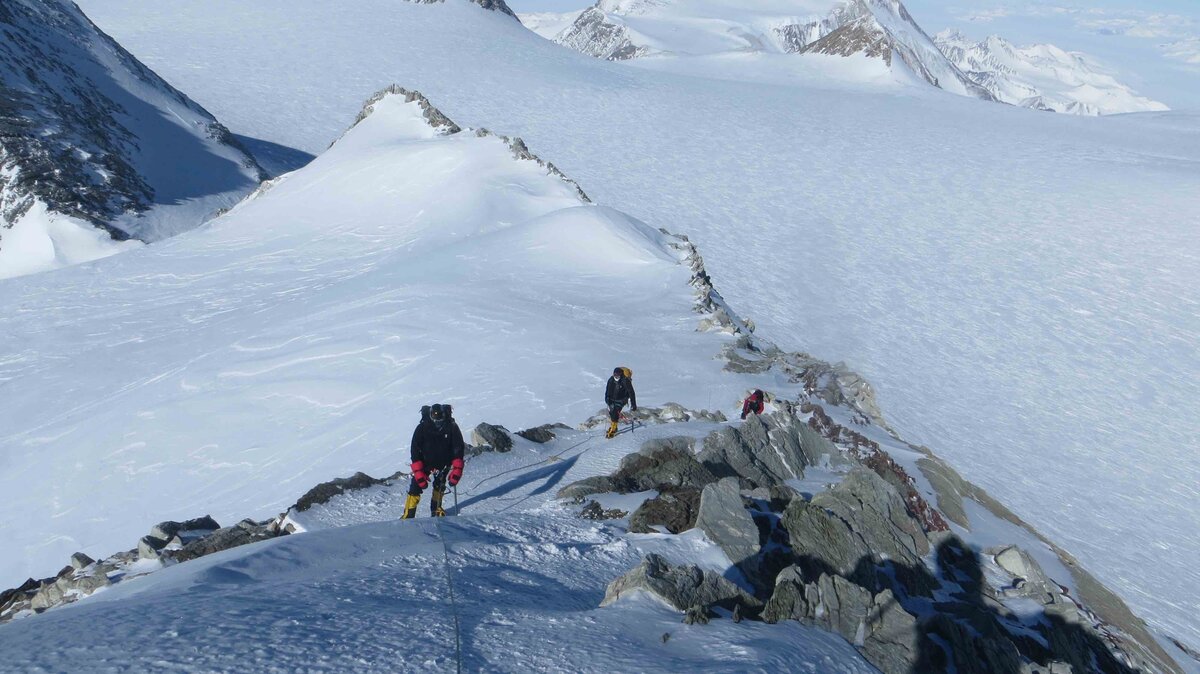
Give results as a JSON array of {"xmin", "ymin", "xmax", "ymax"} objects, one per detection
[{"xmin": 508, "ymin": 0, "xmax": 1200, "ymax": 110}]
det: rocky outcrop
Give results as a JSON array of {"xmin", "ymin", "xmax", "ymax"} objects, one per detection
[
  {"xmin": 555, "ymin": 7, "xmax": 646, "ymax": 61},
  {"xmin": 292, "ymin": 472, "xmax": 392, "ymax": 513},
  {"xmin": 695, "ymin": 478, "xmax": 761, "ymax": 572},
  {"xmin": 697, "ymin": 411, "xmax": 813, "ymax": 487},
  {"xmin": 472, "ymin": 422, "xmax": 514, "ymax": 453},
  {"xmin": 516, "ymin": 423, "xmax": 571, "ymax": 443},
  {"xmin": 764, "ymin": 568, "xmax": 919, "ymax": 674},
  {"xmin": 579, "ymin": 402, "xmax": 726, "ymax": 431},
  {"xmin": 601, "ymin": 553, "xmax": 761, "ymax": 617},
  {"xmin": 558, "ymin": 436, "xmax": 717, "ymax": 501},
  {"xmin": 404, "ymin": 0, "xmax": 518, "ymax": 19},
  {"xmin": 629, "ymin": 488, "xmax": 700, "ymax": 534},
  {"xmin": 556, "ymin": 436, "xmax": 715, "ymax": 498}
]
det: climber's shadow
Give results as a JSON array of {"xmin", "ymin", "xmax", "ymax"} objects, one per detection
[{"xmin": 786, "ymin": 537, "xmax": 1136, "ymax": 674}]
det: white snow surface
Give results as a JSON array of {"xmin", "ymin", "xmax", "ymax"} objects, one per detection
[
  {"xmin": 0, "ymin": 424, "xmax": 879, "ymax": 673},
  {"xmin": 0, "ymin": 202, "xmax": 141, "ymax": 280},
  {"xmin": 65, "ymin": 0, "xmax": 1200, "ymax": 652},
  {"xmin": 0, "ymin": 91, "xmax": 791, "ymax": 607},
  {"xmin": 935, "ymin": 30, "xmax": 1170, "ymax": 115}
]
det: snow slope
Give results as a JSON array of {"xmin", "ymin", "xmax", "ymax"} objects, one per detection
[
  {"xmin": 0, "ymin": 87, "xmax": 783, "ymax": 610},
  {"xmin": 0, "ymin": 0, "xmax": 263, "ymax": 278},
  {"xmin": 69, "ymin": 0, "xmax": 1200, "ymax": 654},
  {"xmin": 935, "ymin": 30, "xmax": 1169, "ymax": 115}
]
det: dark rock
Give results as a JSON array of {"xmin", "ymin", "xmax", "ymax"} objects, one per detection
[
  {"xmin": 780, "ymin": 498, "xmax": 870, "ymax": 579},
  {"xmin": 612, "ymin": 437, "xmax": 717, "ymax": 492},
  {"xmin": 696, "ymin": 478, "xmax": 761, "ymax": 577},
  {"xmin": 764, "ymin": 567, "xmax": 920, "ymax": 674},
  {"xmin": 472, "ymin": 423, "xmax": 513, "ymax": 453},
  {"xmin": 150, "ymin": 515, "xmax": 221, "ymax": 541},
  {"xmin": 579, "ymin": 500, "xmax": 627, "ymax": 521},
  {"xmin": 629, "ymin": 488, "xmax": 701, "ymax": 534},
  {"xmin": 172, "ymin": 522, "xmax": 277, "ymax": 563},
  {"xmin": 556, "ymin": 475, "xmax": 616, "ymax": 501},
  {"xmin": 811, "ymin": 468, "xmax": 930, "ymax": 562},
  {"xmin": 697, "ymin": 412, "xmax": 809, "ymax": 488},
  {"xmin": 292, "ymin": 473, "xmax": 383, "ymax": 513},
  {"xmin": 558, "ymin": 436, "xmax": 716, "ymax": 500},
  {"xmin": 683, "ymin": 604, "xmax": 710, "ymax": 625},
  {"xmin": 601, "ymin": 553, "xmax": 761, "ymax": 616},
  {"xmin": 516, "ymin": 423, "xmax": 571, "ymax": 443},
  {"xmin": 138, "ymin": 535, "xmax": 168, "ymax": 560},
  {"xmin": 69, "ymin": 552, "xmax": 94, "ymax": 570}
]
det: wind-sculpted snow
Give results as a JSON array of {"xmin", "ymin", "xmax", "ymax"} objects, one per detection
[
  {"xmin": 0, "ymin": 0, "xmax": 263, "ymax": 278},
  {"xmin": 22, "ymin": 0, "xmax": 1200, "ymax": 660},
  {"xmin": 0, "ymin": 88, "xmax": 774, "ymax": 612}
]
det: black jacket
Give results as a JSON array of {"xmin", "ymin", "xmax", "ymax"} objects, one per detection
[
  {"xmin": 605, "ymin": 376, "xmax": 636, "ymax": 409},
  {"xmin": 410, "ymin": 420, "xmax": 465, "ymax": 469}
]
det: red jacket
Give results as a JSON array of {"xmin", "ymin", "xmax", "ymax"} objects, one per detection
[{"xmin": 741, "ymin": 392, "xmax": 764, "ymax": 419}]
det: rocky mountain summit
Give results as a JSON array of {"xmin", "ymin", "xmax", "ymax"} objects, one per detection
[{"xmin": 0, "ymin": 0, "xmax": 263, "ymax": 277}]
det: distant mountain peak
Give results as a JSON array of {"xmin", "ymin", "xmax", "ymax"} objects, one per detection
[{"xmin": 933, "ymin": 30, "xmax": 1169, "ymax": 115}]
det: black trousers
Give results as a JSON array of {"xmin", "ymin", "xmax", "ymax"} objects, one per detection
[
  {"xmin": 408, "ymin": 467, "xmax": 448, "ymax": 496},
  {"xmin": 608, "ymin": 401, "xmax": 627, "ymax": 422}
]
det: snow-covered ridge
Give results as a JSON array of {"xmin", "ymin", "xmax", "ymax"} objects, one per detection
[
  {"xmin": 0, "ymin": 0, "xmax": 265, "ymax": 279},
  {"xmin": 0, "ymin": 86, "xmax": 1186, "ymax": 673},
  {"xmin": 934, "ymin": 30, "xmax": 1169, "ymax": 116}
]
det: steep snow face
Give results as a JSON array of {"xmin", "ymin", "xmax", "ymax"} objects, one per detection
[
  {"xmin": 0, "ymin": 89, "xmax": 770, "ymax": 599},
  {"xmin": 0, "ymin": 0, "xmax": 262, "ymax": 278},
  {"xmin": 935, "ymin": 30, "xmax": 1169, "ymax": 116},
  {"xmin": 69, "ymin": 0, "xmax": 1200, "ymax": 654}
]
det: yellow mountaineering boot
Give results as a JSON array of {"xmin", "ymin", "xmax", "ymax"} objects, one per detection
[
  {"xmin": 606, "ymin": 420, "xmax": 619, "ymax": 439},
  {"xmin": 402, "ymin": 493, "xmax": 421, "ymax": 519},
  {"xmin": 431, "ymin": 487, "xmax": 446, "ymax": 517}
]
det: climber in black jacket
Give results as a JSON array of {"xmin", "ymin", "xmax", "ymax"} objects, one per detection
[
  {"xmin": 402, "ymin": 403, "xmax": 465, "ymax": 518},
  {"xmin": 604, "ymin": 367, "xmax": 637, "ymax": 439}
]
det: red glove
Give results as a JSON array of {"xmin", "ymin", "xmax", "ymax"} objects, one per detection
[
  {"xmin": 411, "ymin": 461, "xmax": 429, "ymax": 489},
  {"xmin": 448, "ymin": 458, "xmax": 464, "ymax": 486}
]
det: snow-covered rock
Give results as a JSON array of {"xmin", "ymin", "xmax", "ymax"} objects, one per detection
[
  {"xmin": 0, "ymin": 0, "xmax": 264, "ymax": 278},
  {"xmin": 934, "ymin": 30, "xmax": 1169, "ymax": 115}
]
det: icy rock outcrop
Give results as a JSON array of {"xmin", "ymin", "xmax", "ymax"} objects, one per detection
[
  {"xmin": 697, "ymin": 411, "xmax": 815, "ymax": 488},
  {"xmin": 555, "ymin": 6, "xmax": 646, "ymax": 61},
  {"xmin": 472, "ymin": 422, "xmax": 514, "ymax": 453},
  {"xmin": 515, "ymin": 423, "xmax": 571, "ymax": 443},
  {"xmin": 628, "ymin": 488, "xmax": 701, "ymax": 534},
  {"xmin": 404, "ymin": 0, "xmax": 519, "ymax": 19},
  {"xmin": 601, "ymin": 553, "xmax": 761, "ymax": 616},
  {"xmin": 764, "ymin": 568, "xmax": 919, "ymax": 674},
  {"xmin": 579, "ymin": 402, "xmax": 726, "ymax": 430},
  {"xmin": 696, "ymin": 477, "xmax": 762, "ymax": 579},
  {"xmin": 557, "ymin": 436, "xmax": 717, "ymax": 500}
]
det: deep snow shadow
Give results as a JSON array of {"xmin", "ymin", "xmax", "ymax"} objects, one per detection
[{"xmin": 233, "ymin": 134, "xmax": 316, "ymax": 177}]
